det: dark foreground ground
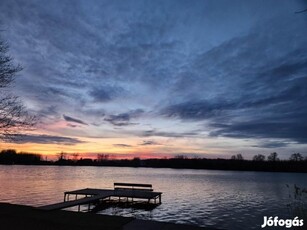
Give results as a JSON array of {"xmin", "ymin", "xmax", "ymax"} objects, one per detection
[{"xmin": 0, "ymin": 203, "xmax": 216, "ymax": 230}]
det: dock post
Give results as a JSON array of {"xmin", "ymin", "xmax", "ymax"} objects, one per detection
[
  {"xmin": 159, "ymin": 194, "xmax": 161, "ymax": 204},
  {"xmin": 64, "ymin": 194, "xmax": 66, "ymax": 202}
]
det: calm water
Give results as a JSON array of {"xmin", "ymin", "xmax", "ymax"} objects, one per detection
[{"xmin": 0, "ymin": 165, "xmax": 306, "ymax": 230}]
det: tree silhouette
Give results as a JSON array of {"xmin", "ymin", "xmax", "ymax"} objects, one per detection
[
  {"xmin": 289, "ymin": 153, "xmax": 304, "ymax": 161},
  {"xmin": 267, "ymin": 152, "xmax": 279, "ymax": 161},
  {"xmin": 0, "ymin": 36, "xmax": 35, "ymax": 140},
  {"xmin": 253, "ymin": 154, "xmax": 265, "ymax": 161},
  {"xmin": 231, "ymin": 154, "xmax": 244, "ymax": 160}
]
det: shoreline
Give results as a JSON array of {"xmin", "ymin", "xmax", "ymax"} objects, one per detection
[
  {"xmin": 0, "ymin": 203, "xmax": 216, "ymax": 230},
  {"xmin": 1, "ymin": 162, "xmax": 307, "ymax": 174}
]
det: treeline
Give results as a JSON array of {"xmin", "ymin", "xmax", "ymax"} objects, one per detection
[
  {"xmin": 91, "ymin": 156, "xmax": 307, "ymax": 173},
  {"xmin": 0, "ymin": 149, "xmax": 42, "ymax": 164},
  {"xmin": 1, "ymin": 149, "xmax": 307, "ymax": 173}
]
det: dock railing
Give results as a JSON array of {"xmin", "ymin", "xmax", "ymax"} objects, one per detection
[{"xmin": 114, "ymin": 182, "xmax": 153, "ymax": 191}]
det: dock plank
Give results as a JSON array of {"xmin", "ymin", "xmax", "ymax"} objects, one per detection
[{"xmin": 39, "ymin": 194, "xmax": 108, "ymax": 211}]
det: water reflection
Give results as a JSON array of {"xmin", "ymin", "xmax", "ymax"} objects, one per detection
[{"xmin": 0, "ymin": 165, "xmax": 306, "ymax": 230}]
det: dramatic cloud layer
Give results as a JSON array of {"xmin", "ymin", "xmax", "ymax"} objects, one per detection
[
  {"xmin": 0, "ymin": 0, "xmax": 307, "ymax": 158},
  {"xmin": 12, "ymin": 134, "xmax": 84, "ymax": 145}
]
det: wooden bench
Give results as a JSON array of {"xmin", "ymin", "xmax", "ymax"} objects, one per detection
[{"xmin": 114, "ymin": 182, "xmax": 153, "ymax": 191}]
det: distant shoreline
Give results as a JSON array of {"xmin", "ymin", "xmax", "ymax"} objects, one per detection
[
  {"xmin": 1, "ymin": 158, "xmax": 307, "ymax": 173},
  {"xmin": 1, "ymin": 149, "xmax": 307, "ymax": 173}
]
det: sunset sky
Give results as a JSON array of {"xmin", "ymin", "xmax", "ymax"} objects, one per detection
[{"xmin": 0, "ymin": 0, "xmax": 307, "ymax": 160}]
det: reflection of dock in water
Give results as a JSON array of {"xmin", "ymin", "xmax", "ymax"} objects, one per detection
[{"xmin": 38, "ymin": 183, "xmax": 162, "ymax": 212}]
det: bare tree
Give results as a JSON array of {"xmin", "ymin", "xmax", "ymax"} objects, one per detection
[
  {"xmin": 289, "ymin": 153, "xmax": 304, "ymax": 161},
  {"xmin": 253, "ymin": 154, "xmax": 266, "ymax": 161},
  {"xmin": 97, "ymin": 154, "xmax": 110, "ymax": 162},
  {"xmin": 231, "ymin": 154, "xmax": 244, "ymax": 160},
  {"xmin": 267, "ymin": 152, "xmax": 279, "ymax": 161},
  {"xmin": 72, "ymin": 153, "xmax": 80, "ymax": 162},
  {"xmin": 58, "ymin": 151, "xmax": 67, "ymax": 161},
  {"xmin": 0, "ymin": 37, "xmax": 35, "ymax": 140}
]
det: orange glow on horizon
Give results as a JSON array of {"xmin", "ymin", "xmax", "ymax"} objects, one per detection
[{"xmin": 0, "ymin": 133, "xmax": 223, "ymax": 161}]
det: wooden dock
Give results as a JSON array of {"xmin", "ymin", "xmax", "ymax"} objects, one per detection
[{"xmin": 39, "ymin": 183, "xmax": 162, "ymax": 212}]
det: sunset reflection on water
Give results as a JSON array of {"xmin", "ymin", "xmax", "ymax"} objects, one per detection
[{"xmin": 0, "ymin": 165, "xmax": 306, "ymax": 230}]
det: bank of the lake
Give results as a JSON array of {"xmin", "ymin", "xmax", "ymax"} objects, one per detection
[{"xmin": 0, "ymin": 203, "xmax": 212, "ymax": 230}]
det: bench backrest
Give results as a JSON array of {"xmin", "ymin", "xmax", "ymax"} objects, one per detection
[{"xmin": 114, "ymin": 182, "xmax": 153, "ymax": 191}]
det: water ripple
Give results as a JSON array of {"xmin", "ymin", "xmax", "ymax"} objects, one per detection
[{"xmin": 1, "ymin": 166, "xmax": 306, "ymax": 230}]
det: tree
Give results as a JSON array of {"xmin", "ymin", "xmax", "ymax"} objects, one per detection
[
  {"xmin": 267, "ymin": 152, "xmax": 279, "ymax": 161},
  {"xmin": 231, "ymin": 154, "xmax": 244, "ymax": 160},
  {"xmin": 97, "ymin": 154, "xmax": 109, "ymax": 162},
  {"xmin": 253, "ymin": 154, "xmax": 266, "ymax": 161},
  {"xmin": 0, "ymin": 37, "xmax": 35, "ymax": 140},
  {"xmin": 58, "ymin": 151, "xmax": 67, "ymax": 161},
  {"xmin": 289, "ymin": 153, "xmax": 304, "ymax": 161},
  {"xmin": 71, "ymin": 153, "xmax": 80, "ymax": 162}
]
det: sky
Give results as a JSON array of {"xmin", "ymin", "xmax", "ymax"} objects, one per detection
[{"xmin": 0, "ymin": 0, "xmax": 307, "ymax": 160}]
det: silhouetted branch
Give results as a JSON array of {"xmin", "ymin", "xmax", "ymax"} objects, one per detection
[{"xmin": 0, "ymin": 36, "xmax": 36, "ymax": 140}]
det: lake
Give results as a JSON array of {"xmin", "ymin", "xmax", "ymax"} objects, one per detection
[{"xmin": 0, "ymin": 165, "xmax": 306, "ymax": 230}]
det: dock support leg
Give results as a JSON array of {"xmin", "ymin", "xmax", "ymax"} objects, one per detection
[
  {"xmin": 64, "ymin": 194, "xmax": 66, "ymax": 202},
  {"xmin": 159, "ymin": 194, "xmax": 161, "ymax": 204}
]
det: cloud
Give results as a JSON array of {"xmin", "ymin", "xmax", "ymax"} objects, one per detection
[
  {"xmin": 67, "ymin": 123, "xmax": 77, "ymax": 128},
  {"xmin": 1, "ymin": 0, "xmax": 307, "ymax": 155},
  {"xmin": 63, "ymin": 115, "xmax": 88, "ymax": 125},
  {"xmin": 104, "ymin": 109, "xmax": 144, "ymax": 126},
  {"xmin": 160, "ymin": 15, "xmax": 307, "ymax": 145},
  {"xmin": 113, "ymin": 144, "xmax": 133, "ymax": 148},
  {"xmin": 88, "ymin": 88, "xmax": 111, "ymax": 102},
  {"xmin": 210, "ymin": 122, "xmax": 307, "ymax": 144},
  {"xmin": 88, "ymin": 85, "xmax": 124, "ymax": 102},
  {"xmin": 11, "ymin": 134, "xmax": 84, "ymax": 145},
  {"xmin": 252, "ymin": 141, "xmax": 290, "ymax": 148},
  {"xmin": 139, "ymin": 140, "xmax": 161, "ymax": 145},
  {"xmin": 141, "ymin": 130, "xmax": 199, "ymax": 138},
  {"xmin": 161, "ymin": 100, "xmax": 234, "ymax": 120}
]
